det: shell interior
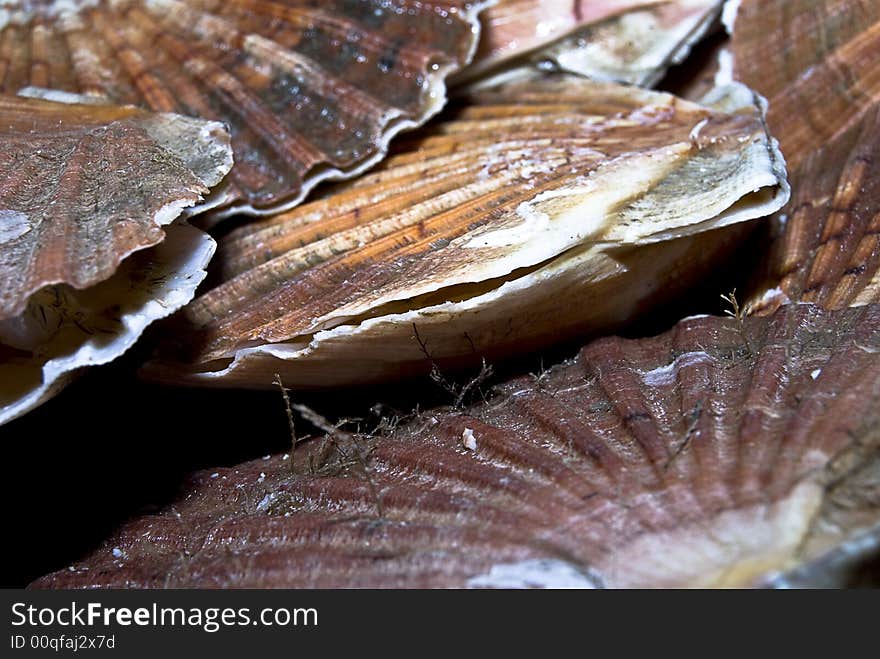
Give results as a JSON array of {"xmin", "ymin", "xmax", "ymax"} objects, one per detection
[
  {"xmin": 465, "ymin": 0, "xmax": 657, "ymax": 77},
  {"xmin": 462, "ymin": 0, "xmax": 724, "ymax": 87},
  {"xmin": 0, "ymin": 93, "xmax": 232, "ymax": 424}
]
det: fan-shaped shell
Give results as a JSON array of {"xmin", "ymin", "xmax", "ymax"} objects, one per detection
[
  {"xmin": 0, "ymin": 93, "xmax": 232, "ymax": 424},
  {"xmin": 463, "ymin": 0, "xmax": 723, "ymax": 87},
  {"xmin": 726, "ymin": 0, "xmax": 880, "ymax": 312},
  {"xmin": 0, "ymin": 0, "xmax": 488, "ymax": 216},
  {"xmin": 143, "ymin": 74, "xmax": 788, "ymax": 390},
  {"xmin": 33, "ymin": 303, "xmax": 880, "ymax": 588}
]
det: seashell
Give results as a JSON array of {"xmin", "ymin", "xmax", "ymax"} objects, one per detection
[
  {"xmin": 0, "ymin": 93, "xmax": 232, "ymax": 424},
  {"xmin": 0, "ymin": 0, "xmax": 489, "ymax": 216},
  {"xmin": 728, "ymin": 0, "xmax": 879, "ymax": 173},
  {"xmin": 143, "ymin": 74, "xmax": 789, "ymax": 390},
  {"xmin": 725, "ymin": 0, "xmax": 880, "ymax": 312},
  {"xmin": 33, "ymin": 303, "xmax": 880, "ymax": 588},
  {"xmin": 464, "ymin": 0, "xmax": 651, "ymax": 76},
  {"xmin": 462, "ymin": 0, "xmax": 724, "ymax": 87}
]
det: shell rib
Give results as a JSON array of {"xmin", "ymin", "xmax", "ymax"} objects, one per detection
[
  {"xmin": 0, "ymin": 93, "xmax": 232, "ymax": 424},
  {"xmin": 0, "ymin": 0, "xmax": 488, "ymax": 216},
  {"xmin": 33, "ymin": 303, "xmax": 880, "ymax": 588},
  {"xmin": 462, "ymin": 0, "xmax": 724, "ymax": 87},
  {"xmin": 143, "ymin": 74, "xmax": 789, "ymax": 389},
  {"xmin": 726, "ymin": 0, "xmax": 880, "ymax": 312}
]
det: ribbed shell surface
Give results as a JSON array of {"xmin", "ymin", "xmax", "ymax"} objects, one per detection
[
  {"xmin": 34, "ymin": 304, "xmax": 880, "ymax": 588},
  {"xmin": 0, "ymin": 0, "xmax": 488, "ymax": 214},
  {"xmin": 731, "ymin": 0, "xmax": 880, "ymax": 311}
]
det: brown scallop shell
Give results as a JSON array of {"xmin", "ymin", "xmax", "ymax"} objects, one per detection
[
  {"xmin": 727, "ymin": 0, "xmax": 880, "ymax": 311},
  {"xmin": 33, "ymin": 303, "xmax": 880, "ymax": 588},
  {"xmin": 142, "ymin": 74, "xmax": 788, "ymax": 390},
  {"xmin": 463, "ymin": 0, "xmax": 723, "ymax": 87},
  {"xmin": 0, "ymin": 93, "xmax": 232, "ymax": 424},
  {"xmin": 466, "ymin": 0, "xmax": 649, "ymax": 73},
  {"xmin": 0, "ymin": 0, "xmax": 488, "ymax": 216}
]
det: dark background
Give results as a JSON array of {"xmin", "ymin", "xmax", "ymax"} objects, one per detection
[
  {"xmin": 2, "ymin": 223, "xmax": 765, "ymax": 588},
  {"xmin": 9, "ymin": 37, "xmax": 872, "ymax": 588},
  {"xmin": 1, "ymin": 34, "xmax": 743, "ymax": 588}
]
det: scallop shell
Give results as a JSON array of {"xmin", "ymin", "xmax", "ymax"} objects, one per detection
[
  {"xmin": 0, "ymin": 93, "xmax": 232, "ymax": 424},
  {"xmin": 726, "ymin": 0, "xmax": 880, "ymax": 312},
  {"xmin": 0, "ymin": 0, "xmax": 488, "ymax": 216},
  {"xmin": 33, "ymin": 303, "xmax": 880, "ymax": 588},
  {"xmin": 466, "ymin": 0, "xmax": 650, "ymax": 74},
  {"xmin": 143, "ymin": 74, "xmax": 789, "ymax": 390},
  {"xmin": 463, "ymin": 0, "xmax": 724, "ymax": 87}
]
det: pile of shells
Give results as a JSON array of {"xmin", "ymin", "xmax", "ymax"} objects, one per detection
[
  {"xmin": 0, "ymin": 0, "xmax": 489, "ymax": 215},
  {"xmin": 142, "ymin": 74, "xmax": 787, "ymax": 389},
  {"xmin": 33, "ymin": 303, "xmax": 880, "ymax": 588},
  {"xmin": 3, "ymin": 0, "xmax": 879, "ymax": 587}
]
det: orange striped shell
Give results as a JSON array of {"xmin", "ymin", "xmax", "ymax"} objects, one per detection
[
  {"xmin": 727, "ymin": 0, "xmax": 880, "ymax": 312},
  {"xmin": 142, "ymin": 74, "xmax": 789, "ymax": 390}
]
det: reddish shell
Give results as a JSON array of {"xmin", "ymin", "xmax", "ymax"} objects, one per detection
[
  {"xmin": 729, "ymin": 0, "xmax": 880, "ymax": 311},
  {"xmin": 0, "ymin": 93, "xmax": 232, "ymax": 425},
  {"xmin": 0, "ymin": 94, "xmax": 229, "ymax": 320},
  {"xmin": 0, "ymin": 0, "xmax": 488, "ymax": 215},
  {"xmin": 33, "ymin": 303, "xmax": 880, "ymax": 588},
  {"xmin": 464, "ymin": 0, "xmax": 723, "ymax": 86}
]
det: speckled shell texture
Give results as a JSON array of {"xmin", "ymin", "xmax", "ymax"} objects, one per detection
[
  {"xmin": 464, "ymin": 0, "xmax": 723, "ymax": 87},
  {"xmin": 0, "ymin": 94, "xmax": 230, "ymax": 319},
  {"xmin": 33, "ymin": 303, "xmax": 880, "ymax": 588},
  {"xmin": 142, "ymin": 74, "xmax": 788, "ymax": 390},
  {"xmin": 0, "ymin": 0, "xmax": 488, "ymax": 216},
  {"xmin": 0, "ymin": 93, "xmax": 232, "ymax": 424},
  {"xmin": 728, "ymin": 0, "xmax": 880, "ymax": 312}
]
